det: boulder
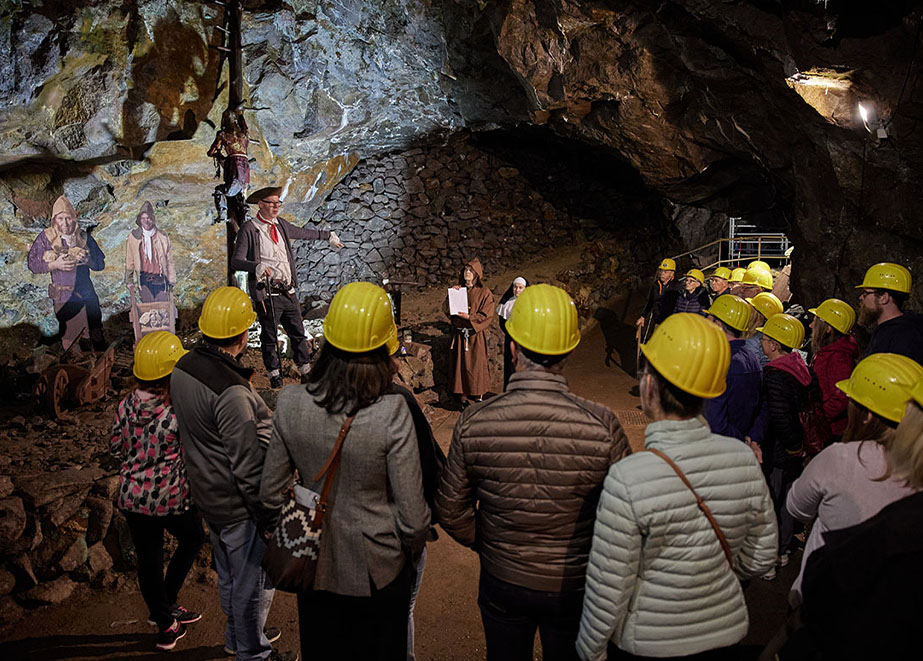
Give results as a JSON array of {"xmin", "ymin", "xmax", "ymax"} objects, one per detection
[
  {"xmin": 8, "ymin": 554, "xmax": 37, "ymax": 591},
  {"xmin": 15, "ymin": 468, "xmax": 102, "ymax": 508},
  {"xmin": 85, "ymin": 496, "xmax": 113, "ymax": 546},
  {"xmin": 0, "ymin": 497, "xmax": 26, "ymax": 554},
  {"xmin": 21, "ymin": 575, "xmax": 75, "ymax": 606},
  {"xmin": 57, "ymin": 535, "xmax": 88, "ymax": 573},
  {"xmin": 0, "ymin": 596, "xmax": 25, "ymax": 626},
  {"xmin": 0, "ymin": 568, "xmax": 15, "ymax": 595},
  {"xmin": 87, "ymin": 542, "xmax": 113, "ymax": 578},
  {"xmin": 0, "ymin": 475, "xmax": 12, "ymax": 498}
]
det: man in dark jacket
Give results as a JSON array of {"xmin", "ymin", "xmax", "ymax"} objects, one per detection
[
  {"xmin": 757, "ymin": 313, "xmax": 812, "ymax": 580},
  {"xmin": 436, "ymin": 284, "xmax": 630, "ymax": 661},
  {"xmin": 656, "ymin": 268, "xmax": 712, "ymax": 323},
  {"xmin": 636, "ymin": 257, "xmax": 679, "ymax": 337},
  {"xmin": 231, "ymin": 186, "xmax": 343, "ymax": 388},
  {"xmin": 704, "ymin": 295, "xmax": 766, "ymax": 445},
  {"xmin": 171, "ymin": 287, "xmax": 295, "ymax": 661},
  {"xmin": 856, "ymin": 262, "xmax": 923, "ymax": 364}
]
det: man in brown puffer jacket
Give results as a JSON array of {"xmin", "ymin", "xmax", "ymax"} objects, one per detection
[{"xmin": 436, "ymin": 284, "xmax": 630, "ymax": 661}]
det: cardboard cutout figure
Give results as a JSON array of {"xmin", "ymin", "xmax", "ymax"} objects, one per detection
[
  {"xmin": 27, "ymin": 196, "xmax": 106, "ymax": 350},
  {"xmin": 125, "ymin": 201, "xmax": 177, "ymax": 342}
]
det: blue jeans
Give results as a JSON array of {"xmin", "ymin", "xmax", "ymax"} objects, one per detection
[
  {"xmin": 208, "ymin": 519, "xmax": 275, "ymax": 660},
  {"xmin": 407, "ymin": 547, "xmax": 427, "ymax": 661}
]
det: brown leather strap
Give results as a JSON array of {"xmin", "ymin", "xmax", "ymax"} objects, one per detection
[
  {"xmin": 312, "ymin": 415, "xmax": 355, "ymax": 515},
  {"xmin": 644, "ymin": 448, "xmax": 733, "ymax": 567}
]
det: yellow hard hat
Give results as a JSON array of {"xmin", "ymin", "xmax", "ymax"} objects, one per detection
[
  {"xmin": 658, "ymin": 258, "xmax": 676, "ymax": 271},
  {"xmin": 808, "ymin": 298, "xmax": 857, "ymax": 335},
  {"xmin": 684, "ymin": 269, "xmax": 705, "ymax": 285},
  {"xmin": 323, "ymin": 281, "xmax": 399, "ymax": 354},
  {"xmin": 741, "ymin": 267, "xmax": 773, "ymax": 291},
  {"xmin": 133, "ymin": 331, "xmax": 188, "ymax": 381},
  {"xmin": 641, "ymin": 313, "xmax": 730, "ymax": 398},
  {"xmin": 911, "ymin": 376, "xmax": 923, "ymax": 408},
  {"xmin": 199, "ymin": 286, "xmax": 257, "ymax": 339},
  {"xmin": 729, "ymin": 267, "xmax": 747, "ymax": 283},
  {"xmin": 711, "ymin": 267, "xmax": 733, "ymax": 281},
  {"xmin": 748, "ymin": 292, "xmax": 784, "ymax": 321},
  {"xmin": 836, "ymin": 354, "xmax": 923, "ymax": 423},
  {"xmin": 855, "ymin": 262, "xmax": 912, "ymax": 294},
  {"xmin": 506, "ymin": 284, "xmax": 580, "ymax": 355},
  {"xmin": 707, "ymin": 294, "xmax": 751, "ymax": 332},
  {"xmin": 748, "ymin": 260, "xmax": 771, "ymax": 272},
  {"xmin": 757, "ymin": 313, "xmax": 804, "ymax": 350}
]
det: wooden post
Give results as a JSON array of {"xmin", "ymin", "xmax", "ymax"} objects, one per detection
[{"xmin": 225, "ymin": 0, "xmax": 243, "ymax": 285}]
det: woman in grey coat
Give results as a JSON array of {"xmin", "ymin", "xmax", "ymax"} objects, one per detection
[{"xmin": 260, "ymin": 282, "xmax": 430, "ymax": 660}]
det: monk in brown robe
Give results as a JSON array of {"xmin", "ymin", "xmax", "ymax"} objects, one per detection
[{"xmin": 444, "ymin": 257, "xmax": 495, "ymax": 405}]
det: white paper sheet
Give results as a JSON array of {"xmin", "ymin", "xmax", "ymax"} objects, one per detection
[{"xmin": 448, "ymin": 287, "xmax": 469, "ymax": 316}]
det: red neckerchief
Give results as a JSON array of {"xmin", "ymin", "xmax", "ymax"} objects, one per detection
[{"xmin": 257, "ymin": 212, "xmax": 279, "ymax": 244}]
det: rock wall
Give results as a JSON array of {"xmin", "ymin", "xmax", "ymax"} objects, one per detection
[
  {"xmin": 290, "ymin": 133, "xmax": 587, "ymax": 308},
  {"xmin": 0, "ymin": 0, "xmax": 527, "ymax": 340}
]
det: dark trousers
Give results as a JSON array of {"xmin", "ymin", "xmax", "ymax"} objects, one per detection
[
  {"xmin": 54, "ymin": 291, "xmax": 105, "ymax": 349},
  {"xmin": 123, "ymin": 508, "xmax": 205, "ymax": 630},
  {"xmin": 297, "ymin": 560, "xmax": 413, "ymax": 661},
  {"xmin": 478, "ymin": 570, "xmax": 583, "ymax": 661},
  {"xmin": 139, "ymin": 273, "xmax": 169, "ymax": 302},
  {"xmin": 607, "ymin": 642, "xmax": 739, "ymax": 660},
  {"xmin": 257, "ymin": 292, "xmax": 310, "ymax": 372},
  {"xmin": 768, "ymin": 459, "xmax": 803, "ymax": 555}
]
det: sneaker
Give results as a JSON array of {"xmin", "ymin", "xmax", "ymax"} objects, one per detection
[
  {"xmin": 760, "ymin": 566, "xmax": 777, "ymax": 581},
  {"xmin": 779, "ymin": 552, "xmax": 791, "ymax": 567},
  {"xmin": 156, "ymin": 620, "xmax": 187, "ymax": 651},
  {"xmin": 224, "ymin": 628, "xmax": 282, "ymax": 655},
  {"xmin": 171, "ymin": 605, "xmax": 202, "ymax": 624},
  {"xmin": 147, "ymin": 605, "xmax": 202, "ymax": 627},
  {"xmin": 270, "ymin": 374, "xmax": 284, "ymax": 389},
  {"xmin": 268, "ymin": 650, "xmax": 299, "ymax": 661}
]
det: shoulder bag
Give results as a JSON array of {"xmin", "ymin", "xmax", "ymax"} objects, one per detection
[
  {"xmin": 263, "ymin": 415, "xmax": 354, "ymax": 593},
  {"xmin": 644, "ymin": 448, "xmax": 733, "ymax": 567}
]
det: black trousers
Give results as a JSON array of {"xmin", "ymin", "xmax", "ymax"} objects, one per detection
[
  {"xmin": 123, "ymin": 508, "xmax": 205, "ymax": 630},
  {"xmin": 257, "ymin": 292, "xmax": 310, "ymax": 372},
  {"xmin": 478, "ymin": 570, "xmax": 583, "ymax": 661},
  {"xmin": 139, "ymin": 273, "xmax": 169, "ymax": 302},
  {"xmin": 54, "ymin": 291, "xmax": 105, "ymax": 349},
  {"xmin": 606, "ymin": 642, "xmax": 739, "ymax": 660},
  {"xmin": 297, "ymin": 560, "xmax": 413, "ymax": 661}
]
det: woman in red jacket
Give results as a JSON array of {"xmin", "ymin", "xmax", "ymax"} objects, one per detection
[{"xmin": 809, "ymin": 299, "xmax": 859, "ymax": 442}]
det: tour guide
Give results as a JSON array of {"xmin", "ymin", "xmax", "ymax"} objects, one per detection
[{"xmin": 231, "ymin": 186, "xmax": 343, "ymax": 388}]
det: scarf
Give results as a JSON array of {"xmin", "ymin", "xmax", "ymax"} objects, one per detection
[
  {"xmin": 141, "ymin": 227, "xmax": 155, "ymax": 260},
  {"xmin": 257, "ymin": 212, "xmax": 279, "ymax": 244}
]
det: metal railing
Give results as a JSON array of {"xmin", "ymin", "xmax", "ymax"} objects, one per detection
[{"xmin": 670, "ymin": 234, "xmax": 791, "ymax": 271}]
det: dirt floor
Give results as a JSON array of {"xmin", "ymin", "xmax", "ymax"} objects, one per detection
[{"xmin": 0, "ymin": 247, "xmax": 799, "ymax": 659}]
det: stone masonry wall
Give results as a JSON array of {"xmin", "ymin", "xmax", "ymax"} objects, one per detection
[{"xmin": 291, "ymin": 133, "xmax": 580, "ymax": 308}]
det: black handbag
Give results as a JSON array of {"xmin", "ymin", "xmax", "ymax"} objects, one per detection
[{"xmin": 263, "ymin": 415, "xmax": 354, "ymax": 593}]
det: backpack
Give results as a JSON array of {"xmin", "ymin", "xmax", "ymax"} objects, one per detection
[{"xmin": 800, "ymin": 372, "xmax": 831, "ymax": 456}]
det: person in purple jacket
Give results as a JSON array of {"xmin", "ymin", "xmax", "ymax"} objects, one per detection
[
  {"xmin": 704, "ymin": 295, "xmax": 766, "ymax": 447},
  {"xmin": 27, "ymin": 195, "xmax": 106, "ymax": 350}
]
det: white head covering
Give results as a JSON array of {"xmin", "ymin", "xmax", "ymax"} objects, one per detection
[{"xmin": 499, "ymin": 277, "xmax": 527, "ymax": 320}]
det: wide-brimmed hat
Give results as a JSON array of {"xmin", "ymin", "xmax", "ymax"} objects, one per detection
[{"xmin": 245, "ymin": 187, "xmax": 283, "ymax": 204}]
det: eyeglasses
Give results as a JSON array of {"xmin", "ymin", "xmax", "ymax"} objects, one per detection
[
  {"xmin": 858, "ymin": 289, "xmax": 880, "ymax": 300},
  {"xmin": 260, "ymin": 199, "xmax": 283, "ymax": 207}
]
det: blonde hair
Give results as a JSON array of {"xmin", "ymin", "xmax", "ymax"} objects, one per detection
[{"xmin": 888, "ymin": 401, "xmax": 923, "ymax": 489}]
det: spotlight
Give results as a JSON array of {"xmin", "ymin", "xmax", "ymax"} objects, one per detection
[{"xmin": 857, "ymin": 102, "xmax": 888, "ymax": 139}]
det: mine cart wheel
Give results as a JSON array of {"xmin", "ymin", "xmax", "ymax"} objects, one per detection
[{"xmin": 40, "ymin": 367, "xmax": 70, "ymax": 419}]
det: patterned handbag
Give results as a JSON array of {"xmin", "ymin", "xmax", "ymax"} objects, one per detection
[{"xmin": 263, "ymin": 415, "xmax": 354, "ymax": 593}]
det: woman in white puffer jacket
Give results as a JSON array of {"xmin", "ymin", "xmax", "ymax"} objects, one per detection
[{"xmin": 576, "ymin": 314, "xmax": 778, "ymax": 661}]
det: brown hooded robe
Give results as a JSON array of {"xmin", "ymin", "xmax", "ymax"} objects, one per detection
[{"xmin": 444, "ymin": 257, "xmax": 495, "ymax": 397}]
